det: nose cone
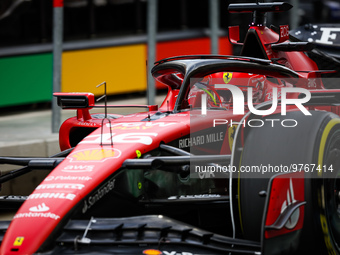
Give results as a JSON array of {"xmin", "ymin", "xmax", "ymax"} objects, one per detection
[{"xmin": 0, "ymin": 216, "xmax": 59, "ymax": 255}]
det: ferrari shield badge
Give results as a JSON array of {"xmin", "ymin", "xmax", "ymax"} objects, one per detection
[
  {"xmin": 223, "ymin": 72, "xmax": 233, "ymax": 84},
  {"xmin": 13, "ymin": 237, "xmax": 24, "ymax": 246},
  {"xmin": 228, "ymin": 124, "xmax": 237, "ymax": 151}
]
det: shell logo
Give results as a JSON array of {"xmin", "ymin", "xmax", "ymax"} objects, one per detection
[{"xmin": 68, "ymin": 148, "xmax": 121, "ymax": 162}]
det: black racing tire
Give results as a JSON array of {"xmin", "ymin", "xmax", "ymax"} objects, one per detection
[
  {"xmin": 302, "ymin": 116, "xmax": 340, "ymax": 255},
  {"xmin": 238, "ymin": 110, "xmax": 340, "ymax": 254}
]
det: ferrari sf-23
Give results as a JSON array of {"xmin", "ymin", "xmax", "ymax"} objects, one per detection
[{"xmin": 0, "ymin": 2, "xmax": 339, "ymax": 255}]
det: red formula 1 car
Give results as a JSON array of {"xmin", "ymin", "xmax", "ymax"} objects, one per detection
[{"xmin": 0, "ymin": 2, "xmax": 340, "ymax": 255}]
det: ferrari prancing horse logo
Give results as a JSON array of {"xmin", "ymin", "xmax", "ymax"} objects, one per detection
[
  {"xmin": 228, "ymin": 124, "xmax": 237, "ymax": 151},
  {"xmin": 13, "ymin": 237, "xmax": 24, "ymax": 246},
  {"xmin": 223, "ymin": 72, "xmax": 233, "ymax": 84}
]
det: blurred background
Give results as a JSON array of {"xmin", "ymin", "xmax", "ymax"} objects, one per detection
[{"xmin": 0, "ymin": 0, "xmax": 338, "ymax": 110}]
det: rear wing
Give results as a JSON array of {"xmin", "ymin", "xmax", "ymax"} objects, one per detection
[
  {"xmin": 228, "ymin": 2, "xmax": 292, "ymax": 13},
  {"xmin": 228, "ymin": 2, "xmax": 293, "ymax": 46}
]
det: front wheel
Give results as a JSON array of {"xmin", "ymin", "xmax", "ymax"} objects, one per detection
[{"xmin": 303, "ymin": 118, "xmax": 340, "ymax": 255}]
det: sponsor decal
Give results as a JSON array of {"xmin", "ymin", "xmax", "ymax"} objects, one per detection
[
  {"xmin": 266, "ymin": 48, "xmax": 273, "ymax": 56},
  {"xmin": 162, "ymin": 252, "xmax": 193, "ymax": 255},
  {"xmin": 77, "ymin": 122, "xmax": 98, "ymax": 127},
  {"xmin": 81, "ymin": 133, "xmax": 157, "ymax": 145},
  {"xmin": 82, "ymin": 178, "xmax": 115, "ymax": 213},
  {"xmin": 29, "ymin": 203, "xmax": 49, "ymax": 212},
  {"xmin": 206, "ymin": 132, "xmax": 223, "ymax": 143},
  {"xmin": 45, "ymin": 176, "xmax": 92, "ymax": 181},
  {"xmin": 107, "ymin": 122, "xmax": 176, "ymax": 130},
  {"xmin": 308, "ymin": 78, "xmax": 317, "ymax": 88},
  {"xmin": 168, "ymin": 194, "xmax": 221, "ymax": 200},
  {"xmin": 198, "ymin": 171, "xmax": 216, "ymax": 179},
  {"xmin": 27, "ymin": 193, "xmax": 76, "ymax": 201},
  {"xmin": 36, "ymin": 183, "xmax": 85, "ymax": 190},
  {"xmin": 179, "ymin": 135, "xmax": 204, "ymax": 149},
  {"xmin": 315, "ymin": 27, "xmax": 340, "ymax": 45},
  {"xmin": 13, "ymin": 237, "xmax": 24, "ymax": 246},
  {"xmin": 170, "ymin": 113, "xmax": 187, "ymax": 117},
  {"xmin": 14, "ymin": 212, "xmax": 60, "ymax": 221},
  {"xmin": 228, "ymin": 124, "xmax": 237, "ymax": 151},
  {"xmin": 14, "ymin": 203, "xmax": 61, "ymax": 220},
  {"xmin": 62, "ymin": 165, "xmax": 95, "ymax": 173},
  {"xmin": 178, "ymin": 132, "xmax": 223, "ymax": 148},
  {"xmin": 280, "ymin": 25, "xmax": 289, "ymax": 40},
  {"xmin": 68, "ymin": 148, "xmax": 121, "ymax": 162},
  {"xmin": 265, "ymin": 92, "xmax": 273, "ymax": 101},
  {"xmin": 223, "ymin": 72, "xmax": 233, "ymax": 84},
  {"xmin": 142, "ymin": 250, "xmax": 194, "ymax": 255},
  {"xmin": 121, "ymin": 114, "xmax": 152, "ymax": 118},
  {"xmin": 143, "ymin": 249, "xmax": 162, "ymax": 255}
]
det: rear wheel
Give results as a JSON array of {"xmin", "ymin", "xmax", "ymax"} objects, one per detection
[{"xmin": 238, "ymin": 111, "xmax": 340, "ymax": 254}]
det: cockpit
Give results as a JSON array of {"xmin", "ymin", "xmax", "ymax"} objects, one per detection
[{"xmin": 183, "ymin": 72, "xmax": 268, "ymax": 111}]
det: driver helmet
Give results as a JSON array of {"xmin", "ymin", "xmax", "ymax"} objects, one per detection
[{"xmin": 205, "ymin": 72, "xmax": 266, "ymax": 103}]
